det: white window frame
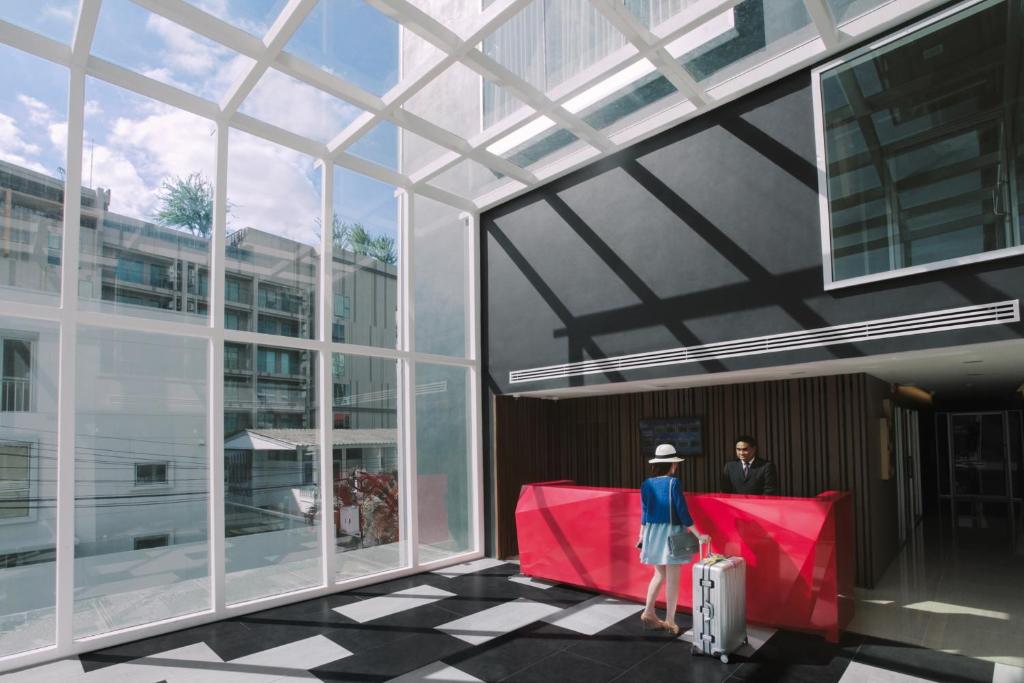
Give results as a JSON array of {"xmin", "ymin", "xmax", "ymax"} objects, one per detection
[
  {"xmin": 133, "ymin": 462, "xmax": 170, "ymax": 488},
  {"xmin": 813, "ymin": 0, "xmax": 1024, "ymax": 291}
]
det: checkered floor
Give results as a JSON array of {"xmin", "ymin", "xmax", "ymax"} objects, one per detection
[{"xmin": 4, "ymin": 560, "xmax": 1019, "ymax": 682}]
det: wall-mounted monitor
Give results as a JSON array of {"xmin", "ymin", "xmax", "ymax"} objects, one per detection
[{"xmin": 640, "ymin": 417, "xmax": 702, "ymax": 457}]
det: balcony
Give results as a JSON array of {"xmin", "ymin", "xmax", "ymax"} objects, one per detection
[{"xmin": 1, "ymin": 377, "xmax": 30, "ymax": 412}]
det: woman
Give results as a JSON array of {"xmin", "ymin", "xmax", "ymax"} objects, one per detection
[{"xmin": 637, "ymin": 443, "xmax": 709, "ymax": 635}]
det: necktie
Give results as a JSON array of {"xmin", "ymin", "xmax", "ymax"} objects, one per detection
[{"xmin": 743, "ymin": 463, "xmax": 750, "ymax": 479}]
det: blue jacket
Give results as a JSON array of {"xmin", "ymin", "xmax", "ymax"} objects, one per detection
[{"xmin": 641, "ymin": 476, "xmax": 693, "ymax": 526}]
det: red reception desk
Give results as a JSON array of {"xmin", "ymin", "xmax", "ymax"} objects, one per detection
[{"xmin": 515, "ymin": 481, "xmax": 854, "ymax": 642}]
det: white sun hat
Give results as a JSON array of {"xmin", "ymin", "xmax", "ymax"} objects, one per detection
[{"xmin": 649, "ymin": 443, "xmax": 684, "ymax": 463}]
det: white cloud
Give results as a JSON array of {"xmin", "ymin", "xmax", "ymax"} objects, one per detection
[
  {"xmin": 0, "ymin": 112, "xmax": 42, "ymax": 158},
  {"xmin": 17, "ymin": 95, "xmax": 56, "ymax": 127},
  {"xmin": 241, "ymin": 68, "xmax": 363, "ymax": 143},
  {"xmin": 42, "ymin": 6, "xmax": 74, "ymax": 23},
  {"xmin": 48, "ymin": 122, "xmax": 67, "ymax": 149},
  {"xmin": 84, "ymin": 100, "xmax": 103, "ymax": 117},
  {"xmin": 145, "ymin": 14, "xmax": 228, "ymax": 76},
  {"xmin": 227, "ymin": 130, "xmax": 320, "ymax": 244}
]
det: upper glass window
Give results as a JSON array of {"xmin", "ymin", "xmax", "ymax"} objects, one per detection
[{"xmin": 818, "ymin": 0, "xmax": 1023, "ymax": 285}]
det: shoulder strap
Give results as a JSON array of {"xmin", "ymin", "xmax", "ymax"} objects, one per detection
[{"xmin": 668, "ymin": 477, "xmax": 677, "ymax": 526}]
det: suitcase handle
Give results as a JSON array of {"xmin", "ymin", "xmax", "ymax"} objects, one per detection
[{"xmin": 699, "ymin": 537, "xmax": 711, "ymax": 561}]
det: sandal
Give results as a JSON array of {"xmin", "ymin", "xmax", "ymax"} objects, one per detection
[
  {"xmin": 661, "ymin": 620, "xmax": 681, "ymax": 636},
  {"xmin": 640, "ymin": 613, "xmax": 662, "ymax": 630}
]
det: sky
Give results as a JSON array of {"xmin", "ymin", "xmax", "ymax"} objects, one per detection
[{"xmin": 0, "ymin": 0, "xmax": 402, "ymax": 246}]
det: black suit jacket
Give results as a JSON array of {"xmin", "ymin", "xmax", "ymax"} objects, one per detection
[{"xmin": 722, "ymin": 458, "xmax": 778, "ymax": 495}]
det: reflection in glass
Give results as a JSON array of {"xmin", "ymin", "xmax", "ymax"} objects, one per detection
[
  {"xmin": 331, "ymin": 354, "xmax": 402, "ymax": 581},
  {"xmin": 226, "ymin": 129, "xmax": 320, "ymax": 340},
  {"xmin": 821, "ymin": 1, "xmax": 1022, "ymax": 281},
  {"xmin": 224, "ymin": 343, "xmax": 321, "ymax": 604},
  {"xmin": 79, "ymin": 78, "xmax": 214, "ymax": 323},
  {"xmin": 332, "ymin": 167, "xmax": 398, "ymax": 348},
  {"xmin": 826, "ymin": 0, "xmax": 892, "ymax": 25},
  {"xmin": 92, "ymin": 0, "xmax": 252, "ymax": 101},
  {"xmin": 74, "ymin": 327, "xmax": 209, "ymax": 637},
  {"xmin": 0, "ymin": 46, "xmax": 68, "ymax": 305},
  {"xmin": 416, "ymin": 364, "xmax": 471, "ymax": 561},
  {"xmin": 0, "ymin": 318, "xmax": 58, "ymax": 656},
  {"xmin": 285, "ymin": 0, "xmax": 399, "ymax": 97},
  {"xmin": 413, "ymin": 196, "xmax": 466, "ymax": 358}
]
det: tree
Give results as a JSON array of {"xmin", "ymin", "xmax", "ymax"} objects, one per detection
[
  {"xmin": 349, "ymin": 223, "xmax": 397, "ymax": 266},
  {"xmin": 154, "ymin": 172, "xmax": 215, "ymax": 238},
  {"xmin": 314, "ymin": 214, "xmax": 397, "ymax": 266}
]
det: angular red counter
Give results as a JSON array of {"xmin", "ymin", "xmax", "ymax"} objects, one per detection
[{"xmin": 515, "ymin": 481, "xmax": 854, "ymax": 642}]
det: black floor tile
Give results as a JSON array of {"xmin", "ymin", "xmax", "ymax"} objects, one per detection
[
  {"xmin": 311, "ymin": 631, "xmax": 471, "ymax": 682},
  {"xmin": 852, "ymin": 636, "xmax": 994, "ymax": 683},
  {"xmin": 505, "ymin": 650, "xmax": 622, "ymax": 683},
  {"xmin": 726, "ymin": 630, "xmax": 856, "ymax": 683},
  {"xmin": 612, "ymin": 637, "xmax": 740, "ymax": 683},
  {"xmin": 78, "ymin": 619, "xmax": 257, "ymax": 671},
  {"xmin": 442, "ymin": 622, "xmax": 578, "ymax": 681},
  {"xmin": 324, "ymin": 603, "xmax": 465, "ymax": 654}
]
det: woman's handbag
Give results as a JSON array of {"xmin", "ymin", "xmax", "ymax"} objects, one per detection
[{"xmin": 667, "ymin": 478, "xmax": 700, "ymax": 558}]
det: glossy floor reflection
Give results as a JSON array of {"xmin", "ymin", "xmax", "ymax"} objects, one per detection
[
  {"xmin": 849, "ymin": 513, "xmax": 1024, "ymax": 669},
  {"xmin": 5, "ymin": 559, "xmax": 1020, "ymax": 682}
]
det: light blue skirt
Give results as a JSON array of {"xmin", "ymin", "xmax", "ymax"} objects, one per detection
[{"xmin": 639, "ymin": 523, "xmax": 692, "ymax": 565}]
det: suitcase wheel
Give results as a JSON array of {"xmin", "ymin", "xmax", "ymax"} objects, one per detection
[{"xmin": 720, "ymin": 654, "xmax": 730, "ymax": 664}]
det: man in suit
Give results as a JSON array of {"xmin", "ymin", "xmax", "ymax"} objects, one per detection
[{"xmin": 722, "ymin": 435, "xmax": 778, "ymax": 495}]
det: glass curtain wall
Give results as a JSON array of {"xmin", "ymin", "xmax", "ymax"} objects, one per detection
[
  {"xmin": 0, "ymin": 2, "xmax": 480, "ymax": 669},
  {"xmin": 819, "ymin": 0, "xmax": 1024, "ymax": 283}
]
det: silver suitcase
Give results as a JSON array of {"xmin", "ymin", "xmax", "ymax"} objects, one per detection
[{"xmin": 691, "ymin": 544, "xmax": 747, "ymax": 663}]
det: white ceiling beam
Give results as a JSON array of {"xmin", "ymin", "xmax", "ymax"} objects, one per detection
[
  {"xmin": 87, "ymin": 56, "xmax": 220, "ymax": 119},
  {"xmin": 590, "ymin": 0, "xmax": 709, "ymax": 106},
  {"xmin": 0, "ymin": 19, "xmax": 71, "ymax": 65},
  {"xmin": 220, "ymin": 0, "xmax": 317, "ymax": 118},
  {"xmin": 71, "ymin": 0, "xmax": 102, "ymax": 66},
  {"xmin": 231, "ymin": 112, "xmax": 327, "ymax": 159},
  {"xmin": 412, "ymin": 183, "xmax": 477, "ymax": 214},
  {"xmin": 335, "ymin": 151, "xmax": 408, "ymax": 189},
  {"xmin": 129, "ymin": 0, "xmax": 264, "ymax": 57},
  {"xmin": 803, "ymin": 0, "xmax": 841, "ymax": 50},
  {"xmin": 461, "ymin": 49, "xmax": 614, "ymax": 152},
  {"xmin": 647, "ymin": 0, "xmax": 743, "ymax": 44}
]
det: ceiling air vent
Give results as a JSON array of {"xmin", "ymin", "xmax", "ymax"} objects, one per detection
[{"xmin": 509, "ymin": 300, "xmax": 1020, "ymax": 384}]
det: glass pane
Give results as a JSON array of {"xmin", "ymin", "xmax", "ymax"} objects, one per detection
[
  {"xmin": 350, "ymin": 121, "xmax": 447, "ymax": 176},
  {"xmin": 224, "ymin": 343, "xmax": 321, "ymax": 604},
  {"xmin": 92, "ymin": 0, "xmax": 253, "ymax": 101},
  {"xmin": 826, "ymin": 0, "xmax": 893, "ymax": 25},
  {"xmin": 571, "ymin": 59, "xmax": 689, "ymax": 137},
  {"xmin": 486, "ymin": 118, "xmax": 593, "ymax": 170},
  {"xmin": 226, "ymin": 129, "xmax": 319, "ymax": 340},
  {"xmin": 332, "ymin": 353, "xmax": 403, "ymax": 581},
  {"xmin": 482, "ymin": 0, "xmax": 629, "ymax": 117},
  {"xmin": 182, "ymin": 0, "xmax": 288, "ymax": 38},
  {"xmin": 951, "ymin": 414, "xmax": 1008, "ymax": 498},
  {"xmin": 413, "ymin": 196, "xmax": 466, "ymax": 357},
  {"xmin": 676, "ymin": 0, "xmax": 815, "ymax": 87},
  {"xmin": 74, "ymin": 327, "xmax": 209, "ymax": 637},
  {"xmin": 821, "ymin": 1, "xmax": 1018, "ymax": 281},
  {"xmin": 0, "ymin": 45, "xmax": 67, "ymax": 305},
  {"xmin": 285, "ymin": 0, "xmax": 399, "ymax": 97},
  {"xmin": 79, "ymin": 78, "xmax": 214, "ymax": 323},
  {"xmin": 0, "ymin": 318, "xmax": 58, "ymax": 657},
  {"xmin": 332, "ymin": 167, "xmax": 398, "ymax": 348},
  {"xmin": 0, "ymin": 0, "xmax": 77, "ymax": 43},
  {"xmin": 240, "ymin": 68, "xmax": 366, "ymax": 143},
  {"xmin": 428, "ymin": 158, "xmax": 522, "ymax": 201},
  {"xmin": 416, "ymin": 364, "xmax": 471, "ymax": 561},
  {"xmin": 405, "ymin": 61, "xmax": 527, "ymax": 141}
]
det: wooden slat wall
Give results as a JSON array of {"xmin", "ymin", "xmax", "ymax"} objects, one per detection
[{"xmin": 494, "ymin": 373, "xmax": 895, "ymax": 587}]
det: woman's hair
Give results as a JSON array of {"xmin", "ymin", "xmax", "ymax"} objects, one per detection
[{"xmin": 650, "ymin": 462, "xmax": 676, "ymax": 477}]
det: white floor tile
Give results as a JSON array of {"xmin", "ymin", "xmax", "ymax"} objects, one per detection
[
  {"xmin": 385, "ymin": 661, "xmax": 484, "ymax": 682},
  {"xmin": 993, "ymin": 662, "xmax": 1024, "ymax": 683},
  {"xmin": 508, "ymin": 575, "xmax": 555, "ymax": 590},
  {"xmin": 1, "ymin": 658, "xmax": 84, "ymax": 683},
  {"xmin": 231, "ymin": 635, "xmax": 351, "ymax": 670},
  {"xmin": 334, "ymin": 585, "xmax": 455, "ymax": 623},
  {"xmin": 436, "ymin": 598, "xmax": 562, "ymax": 645},
  {"xmin": 838, "ymin": 661, "xmax": 940, "ymax": 683},
  {"xmin": 431, "ymin": 558, "xmax": 506, "ymax": 579},
  {"xmin": 541, "ymin": 596, "xmax": 641, "ymax": 636}
]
